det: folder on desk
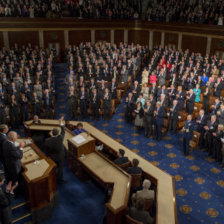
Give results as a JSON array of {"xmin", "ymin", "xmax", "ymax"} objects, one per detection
[{"xmin": 72, "ymin": 135, "xmax": 86, "ymax": 144}]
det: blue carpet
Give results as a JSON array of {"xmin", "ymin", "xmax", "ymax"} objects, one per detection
[{"xmin": 43, "ymin": 165, "xmax": 105, "ymax": 224}]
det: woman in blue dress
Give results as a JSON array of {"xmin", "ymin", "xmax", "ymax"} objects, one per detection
[{"xmin": 193, "ymin": 84, "xmax": 201, "ymax": 103}]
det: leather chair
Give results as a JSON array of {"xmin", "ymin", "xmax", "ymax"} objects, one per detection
[
  {"xmin": 131, "ymin": 174, "xmax": 142, "ymax": 188},
  {"xmin": 189, "ymin": 131, "xmax": 200, "ymax": 152},
  {"xmin": 126, "ymin": 215, "xmax": 143, "ymax": 224}
]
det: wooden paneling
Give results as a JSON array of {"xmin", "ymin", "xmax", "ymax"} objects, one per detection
[
  {"xmin": 8, "ymin": 31, "xmax": 39, "ymax": 47},
  {"xmin": 69, "ymin": 30, "xmax": 91, "ymax": 46},
  {"xmin": 114, "ymin": 30, "xmax": 124, "ymax": 45},
  {"xmin": 210, "ymin": 38, "xmax": 224, "ymax": 55},
  {"xmin": 128, "ymin": 30, "xmax": 149, "ymax": 45},
  {"xmin": 182, "ymin": 35, "xmax": 207, "ymax": 55},
  {"xmin": 164, "ymin": 33, "xmax": 178, "ymax": 48},
  {"xmin": 0, "ymin": 32, "xmax": 3, "ymax": 49},
  {"xmin": 153, "ymin": 32, "xmax": 161, "ymax": 47},
  {"xmin": 95, "ymin": 30, "xmax": 110, "ymax": 42}
]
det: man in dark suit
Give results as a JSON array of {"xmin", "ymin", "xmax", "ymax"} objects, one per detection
[
  {"xmin": 168, "ymin": 100, "xmax": 179, "ymax": 134},
  {"xmin": 127, "ymin": 159, "xmax": 142, "ymax": 174},
  {"xmin": 114, "ymin": 149, "xmax": 129, "ymax": 165},
  {"xmin": 154, "ymin": 102, "xmax": 166, "ymax": 141},
  {"xmin": 125, "ymin": 93, "xmax": 135, "ymax": 123},
  {"xmin": 90, "ymin": 88, "xmax": 100, "ymax": 120},
  {"xmin": 186, "ymin": 89, "xmax": 195, "ymax": 114},
  {"xmin": 182, "ymin": 115, "xmax": 194, "ymax": 156},
  {"xmin": 79, "ymin": 87, "xmax": 88, "ymax": 119},
  {"xmin": 67, "ymin": 87, "xmax": 77, "ymax": 120},
  {"xmin": 43, "ymin": 89, "xmax": 54, "ymax": 119},
  {"xmin": 109, "ymin": 78, "xmax": 117, "ymax": 100},
  {"xmin": 0, "ymin": 125, "xmax": 8, "ymax": 171},
  {"xmin": 176, "ymin": 85, "xmax": 185, "ymax": 110},
  {"xmin": 45, "ymin": 117, "xmax": 66, "ymax": 184},
  {"xmin": 3, "ymin": 132, "xmax": 25, "ymax": 184},
  {"xmin": 144, "ymin": 100, "xmax": 154, "ymax": 138},
  {"xmin": 103, "ymin": 88, "xmax": 111, "ymax": 121},
  {"xmin": 0, "ymin": 174, "xmax": 18, "ymax": 224},
  {"xmin": 130, "ymin": 81, "xmax": 140, "ymax": 101},
  {"xmin": 204, "ymin": 115, "xmax": 218, "ymax": 155},
  {"xmin": 195, "ymin": 110, "xmax": 207, "ymax": 148}
]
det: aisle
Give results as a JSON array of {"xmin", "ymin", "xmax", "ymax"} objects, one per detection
[{"xmin": 54, "ymin": 63, "xmax": 69, "ymax": 119}]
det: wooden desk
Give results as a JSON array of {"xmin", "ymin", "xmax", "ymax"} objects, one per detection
[
  {"xmin": 70, "ymin": 121, "xmax": 178, "ymax": 224},
  {"xmin": 24, "ymin": 120, "xmax": 178, "ymax": 224},
  {"xmin": 24, "ymin": 120, "xmax": 75, "ymax": 149},
  {"xmin": 68, "ymin": 132, "xmax": 95, "ymax": 157},
  {"xmin": 18, "ymin": 139, "xmax": 58, "ymax": 224},
  {"xmin": 78, "ymin": 151, "xmax": 131, "ymax": 224}
]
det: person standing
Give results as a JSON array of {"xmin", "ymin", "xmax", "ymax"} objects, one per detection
[
  {"xmin": 0, "ymin": 125, "xmax": 8, "ymax": 171},
  {"xmin": 182, "ymin": 115, "xmax": 194, "ymax": 156},
  {"xmin": 44, "ymin": 117, "xmax": 66, "ymax": 184},
  {"xmin": 168, "ymin": 100, "xmax": 179, "ymax": 135},
  {"xmin": 2, "ymin": 132, "xmax": 25, "ymax": 184},
  {"xmin": 0, "ymin": 175, "xmax": 18, "ymax": 224},
  {"xmin": 144, "ymin": 101, "xmax": 154, "ymax": 138},
  {"xmin": 154, "ymin": 102, "xmax": 165, "ymax": 141}
]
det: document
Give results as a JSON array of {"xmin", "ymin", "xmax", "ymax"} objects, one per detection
[{"xmin": 72, "ymin": 134, "xmax": 86, "ymax": 144}]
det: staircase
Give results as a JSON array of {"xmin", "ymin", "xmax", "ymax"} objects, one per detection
[{"xmin": 12, "ymin": 199, "xmax": 32, "ymax": 224}]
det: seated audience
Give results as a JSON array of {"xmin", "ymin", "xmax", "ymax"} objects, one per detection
[
  {"xmin": 114, "ymin": 149, "xmax": 128, "ymax": 165},
  {"xmin": 132, "ymin": 179, "xmax": 155, "ymax": 201},
  {"xmin": 127, "ymin": 159, "xmax": 142, "ymax": 174},
  {"xmin": 129, "ymin": 198, "xmax": 154, "ymax": 224}
]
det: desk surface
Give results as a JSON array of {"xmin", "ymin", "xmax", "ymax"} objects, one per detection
[
  {"xmin": 79, "ymin": 152, "xmax": 130, "ymax": 210},
  {"xmin": 24, "ymin": 159, "xmax": 49, "ymax": 181},
  {"xmin": 25, "ymin": 119, "xmax": 177, "ymax": 224},
  {"xmin": 21, "ymin": 146, "xmax": 40, "ymax": 164},
  {"xmin": 24, "ymin": 120, "xmax": 74, "ymax": 149},
  {"xmin": 70, "ymin": 132, "xmax": 95, "ymax": 147}
]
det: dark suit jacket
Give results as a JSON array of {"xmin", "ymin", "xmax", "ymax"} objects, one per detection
[
  {"xmin": 45, "ymin": 125, "xmax": 65, "ymax": 162},
  {"xmin": 155, "ymin": 106, "xmax": 166, "ymax": 125},
  {"xmin": 127, "ymin": 166, "xmax": 142, "ymax": 174},
  {"xmin": 114, "ymin": 156, "xmax": 129, "ymax": 165},
  {"xmin": 170, "ymin": 104, "xmax": 179, "ymax": 120},
  {"xmin": 3, "ymin": 141, "xmax": 23, "ymax": 176},
  {"xmin": 0, "ymin": 187, "xmax": 14, "ymax": 224},
  {"xmin": 0, "ymin": 133, "xmax": 7, "ymax": 163}
]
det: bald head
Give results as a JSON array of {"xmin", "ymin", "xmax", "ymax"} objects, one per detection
[{"xmin": 8, "ymin": 131, "xmax": 18, "ymax": 142}]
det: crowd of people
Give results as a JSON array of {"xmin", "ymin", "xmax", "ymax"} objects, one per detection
[
  {"xmin": 65, "ymin": 41, "xmax": 148, "ymax": 120},
  {"xmin": 124, "ymin": 45, "xmax": 224, "ymax": 165},
  {"xmin": 0, "ymin": 44, "xmax": 56, "ymax": 129},
  {"xmin": 0, "ymin": 0, "xmax": 223, "ymax": 25}
]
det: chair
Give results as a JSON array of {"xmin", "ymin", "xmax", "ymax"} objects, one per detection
[
  {"xmin": 144, "ymin": 198, "xmax": 154, "ymax": 211},
  {"xmin": 118, "ymin": 161, "xmax": 131, "ymax": 171},
  {"xmin": 131, "ymin": 174, "xmax": 142, "ymax": 188},
  {"xmin": 162, "ymin": 118, "xmax": 169, "ymax": 135},
  {"xmin": 126, "ymin": 215, "xmax": 143, "ymax": 224},
  {"xmin": 189, "ymin": 131, "xmax": 200, "ymax": 152},
  {"xmin": 177, "ymin": 110, "xmax": 188, "ymax": 130}
]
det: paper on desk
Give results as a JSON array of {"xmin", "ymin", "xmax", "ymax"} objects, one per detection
[{"xmin": 72, "ymin": 134, "xmax": 86, "ymax": 144}]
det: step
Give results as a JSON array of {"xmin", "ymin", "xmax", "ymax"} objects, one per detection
[
  {"xmin": 12, "ymin": 201, "xmax": 29, "ymax": 210},
  {"xmin": 12, "ymin": 213, "xmax": 32, "ymax": 224}
]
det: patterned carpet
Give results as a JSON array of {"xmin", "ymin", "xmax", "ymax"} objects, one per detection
[{"xmin": 54, "ymin": 64, "xmax": 224, "ymax": 224}]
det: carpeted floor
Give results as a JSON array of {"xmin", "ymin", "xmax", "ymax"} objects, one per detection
[{"xmin": 29, "ymin": 64, "xmax": 224, "ymax": 224}]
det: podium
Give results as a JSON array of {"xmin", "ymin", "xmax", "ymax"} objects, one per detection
[
  {"xmin": 67, "ymin": 132, "xmax": 95, "ymax": 176},
  {"xmin": 19, "ymin": 139, "xmax": 58, "ymax": 224}
]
